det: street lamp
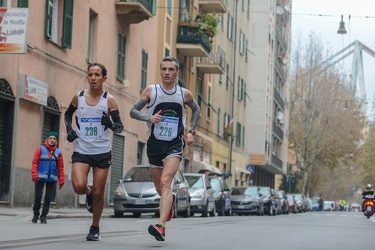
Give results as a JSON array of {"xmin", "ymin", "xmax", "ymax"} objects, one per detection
[{"xmin": 337, "ymin": 15, "xmax": 347, "ymax": 34}]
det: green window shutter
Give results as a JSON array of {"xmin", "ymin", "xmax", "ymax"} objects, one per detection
[
  {"xmin": 45, "ymin": 0, "xmax": 53, "ymax": 39},
  {"xmin": 117, "ymin": 33, "xmax": 126, "ymax": 80},
  {"xmin": 141, "ymin": 50, "xmax": 148, "ymax": 91},
  {"xmin": 62, "ymin": 0, "xmax": 74, "ymax": 48},
  {"xmin": 18, "ymin": 0, "xmax": 28, "ymax": 7}
]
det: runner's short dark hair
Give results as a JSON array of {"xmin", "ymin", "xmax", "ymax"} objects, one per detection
[{"xmin": 160, "ymin": 56, "xmax": 179, "ymax": 70}]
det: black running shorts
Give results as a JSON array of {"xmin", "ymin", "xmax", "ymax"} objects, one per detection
[
  {"xmin": 147, "ymin": 137, "xmax": 185, "ymax": 167},
  {"xmin": 72, "ymin": 151, "xmax": 112, "ymax": 169}
]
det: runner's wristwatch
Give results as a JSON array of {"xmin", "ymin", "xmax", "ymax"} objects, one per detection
[{"xmin": 188, "ymin": 129, "xmax": 196, "ymax": 136}]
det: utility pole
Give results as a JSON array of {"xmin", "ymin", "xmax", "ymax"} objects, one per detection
[{"xmin": 228, "ymin": 0, "xmax": 237, "ymax": 188}]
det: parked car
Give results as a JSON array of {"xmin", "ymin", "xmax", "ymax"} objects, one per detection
[
  {"xmin": 208, "ymin": 176, "xmax": 232, "ymax": 216},
  {"xmin": 277, "ymin": 190, "xmax": 289, "ymax": 214},
  {"xmin": 305, "ymin": 197, "xmax": 313, "ymax": 211},
  {"xmin": 287, "ymin": 194, "xmax": 298, "ymax": 213},
  {"xmin": 324, "ymin": 201, "xmax": 334, "ymax": 211},
  {"xmin": 311, "ymin": 199, "xmax": 320, "ymax": 211},
  {"xmin": 113, "ymin": 165, "xmax": 190, "ymax": 218},
  {"xmin": 292, "ymin": 193, "xmax": 306, "ymax": 213},
  {"xmin": 230, "ymin": 186, "xmax": 264, "ymax": 216},
  {"xmin": 258, "ymin": 186, "xmax": 276, "ymax": 215},
  {"xmin": 271, "ymin": 188, "xmax": 282, "ymax": 215},
  {"xmin": 351, "ymin": 203, "xmax": 361, "ymax": 212},
  {"xmin": 184, "ymin": 173, "xmax": 215, "ymax": 217}
]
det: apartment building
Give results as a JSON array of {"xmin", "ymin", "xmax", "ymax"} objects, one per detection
[
  {"xmin": 0, "ymin": 0, "xmax": 291, "ymax": 208},
  {"xmin": 248, "ymin": 0, "xmax": 291, "ymax": 187}
]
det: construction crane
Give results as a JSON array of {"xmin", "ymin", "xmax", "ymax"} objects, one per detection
[{"xmin": 321, "ymin": 40, "xmax": 375, "ymax": 103}]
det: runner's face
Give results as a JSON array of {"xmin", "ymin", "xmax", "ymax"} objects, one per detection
[
  {"xmin": 160, "ymin": 61, "xmax": 179, "ymax": 85},
  {"xmin": 87, "ymin": 65, "xmax": 107, "ymax": 90}
]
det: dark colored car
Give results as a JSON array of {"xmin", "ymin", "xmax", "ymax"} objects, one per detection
[
  {"xmin": 258, "ymin": 186, "xmax": 276, "ymax": 215},
  {"xmin": 113, "ymin": 165, "xmax": 190, "ymax": 218},
  {"xmin": 208, "ymin": 176, "xmax": 232, "ymax": 216},
  {"xmin": 277, "ymin": 190, "xmax": 289, "ymax": 214},
  {"xmin": 230, "ymin": 186, "xmax": 264, "ymax": 216},
  {"xmin": 271, "ymin": 188, "xmax": 282, "ymax": 215}
]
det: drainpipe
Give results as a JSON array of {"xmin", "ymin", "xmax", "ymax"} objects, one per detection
[{"xmin": 228, "ymin": 0, "xmax": 237, "ymax": 188}]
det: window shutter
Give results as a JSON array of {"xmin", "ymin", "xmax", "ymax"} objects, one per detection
[
  {"xmin": 18, "ymin": 0, "xmax": 28, "ymax": 7},
  {"xmin": 62, "ymin": 0, "xmax": 74, "ymax": 48},
  {"xmin": 45, "ymin": 0, "xmax": 53, "ymax": 39}
]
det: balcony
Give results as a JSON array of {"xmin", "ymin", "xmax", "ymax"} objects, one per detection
[
  {"xmin": 273, "ymin": 121, "xmax": 284, "ymax": 141},
  {"xmin": 273, "ymin": 88, "xmax": 285, "ymax": 110},
  {"xmin": 176, "ymin": 23, "xmax": 212, "ymax": 57},
  {"xmin": 199, "ymin": 0, "xmax": 227, "ymax": 13},
  {"xmin": 197, "ymin": 46, "xmax": 225, "ymax": 74},
  {"xmin": 115, "ymin": 0, "xmax": 153, "ymax": 24}
]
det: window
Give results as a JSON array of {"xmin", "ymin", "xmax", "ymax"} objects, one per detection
[
  {"xmin": 247, "ymin": 0, "xmax": 250, "ymax": 19},
  {"xmin": 45, "ymin": 0, "xmax": 74, "ymax": 48},
  {"xmin": 207, "ymin": 86, "xmax": 211, "ymax": 119},
  {"xmin": 217, "ymin": 108, "xmax": 221, "ymax": 135},
  {"xmin": 226, "ymin": 64, "xmax": 230, "ymax": 89},
  {"xmin": 18, "ymin": 0, "xmax": 28, "ymax": 7},
  {"xmin": 141, "ymin": 50, "xmax": 148, "ymax": 91},
  {"xmin": 117, "ymin": 33, "xmax": 126, "ymax": 81},
  {"xmin": 238, "ymin": 77, "xmax": 244, "ymax": 101},
  {"xmin": 137, "ymin": 142, "xmax": 145, "ymax": 165},
  {"xmin": 227, "ymin": 14, "xmax": 233, "ymax": 40},
  {"xmin": 87, "ymin": 11, "xmax": 97, "ymax": 63},
  {"xmin": 236, "ymin": 122, "xmax": 241, "ymax": 146},
  {"xmin": 239, "ymin": 31, "xmax": 245, "ymax": 55},
  {"xmin": 242, "ymin": 126, "xmax": 245, "ymax": 148},
  {"xmin": 0, "ymin": 0, "xmax": 9, "ymax": 7},
  {"xmin": 167, "ymin": 0, "xmax": 172, "ymax": 15}
]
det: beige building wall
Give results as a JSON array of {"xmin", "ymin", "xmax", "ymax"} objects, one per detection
[{"xmin": 0, "ymin": 0, "xmax": 159, "ymax": 207}]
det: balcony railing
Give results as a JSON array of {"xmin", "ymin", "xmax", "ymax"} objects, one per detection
[
  {"xmin": 273, "ymin": 88, "xmax": 284, "ymax": 110},
  {"xmin": 196, "ymin": 46, "xmax": 225, "ymax": 74},
  {"xmin": 275, "ymin": 60, "xmax": 286, "ymax": 83},
  {"xmin": 273, "ymin": 121, "xmax": 284, "ymax": 141},
  {"xmin": 115, "ymin": 0, "xmax": 153, "ymax": 24},
  {"xmin": 176, "ymin": 24, "xmax": 212, "ymax": 57},
  {"xmin": 271, "ymin": 154, "xmax": 283, "ymax": 169},
  {"xmin": 199, "ymin": 0, "xmax": 227, "ymax": 13}
]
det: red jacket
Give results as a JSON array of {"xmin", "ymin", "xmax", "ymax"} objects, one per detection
[{"xmin": 31, "ymin": 141, "xmax": 65, "ymax": 186}]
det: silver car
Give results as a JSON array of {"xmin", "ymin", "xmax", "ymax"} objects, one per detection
[
  {"xmin": 113, "ymin": 165, "xmax": 190, "ymax": 218},
  {"xmin": 183, "ymin": 173, "xmax": 216, "ymax": 217}
]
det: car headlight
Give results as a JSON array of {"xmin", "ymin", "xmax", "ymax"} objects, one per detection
[{"xmin": 114, "ymin": 186, "xmax": 125, "ymax": 197}]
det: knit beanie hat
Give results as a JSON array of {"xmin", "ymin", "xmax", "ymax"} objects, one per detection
[{"xmin": 47, "ymin": 131, "xmax": 59, "ymax": 140}]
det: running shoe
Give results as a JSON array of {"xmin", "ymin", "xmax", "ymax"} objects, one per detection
[
  {"xmin": 148, "ymin": 224, "xmax": 165, "ymax": 241},
  {"xmin": 31, "ymin": 215, "xmax": 39, "ymax": 223},
  {"xmin": 86, "ymin": 226, "xmax": 100, "ymax": 241},
  {"xmin": 40, "ymin": 216, "xmax": 47, "ymax": 224},
  {"xmin": 167, "ymin": 192, "xmax": 176, "ymax": 222},
  {"xmin": 86, "ymin": 184, "xmax": 93, "ymax": 213}
]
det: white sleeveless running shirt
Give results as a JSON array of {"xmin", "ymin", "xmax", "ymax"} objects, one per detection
[
  {"xmin": 147, "ymin": 84, "xmax": 186, "ymax": 141},
  {"xmin": 74, "ymin": 90, "xmax": 111, "ymax": 154}
]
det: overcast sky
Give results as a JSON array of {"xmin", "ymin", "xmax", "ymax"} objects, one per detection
[{"xmin": 291, "ymin": 0, "xmax": 375, "ymax": 115}]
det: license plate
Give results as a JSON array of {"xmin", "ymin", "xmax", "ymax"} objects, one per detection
[
  {"xmin": 134, "ymin": 199, "xmax": 147, "ymax": 205},
  {"xmin": 367, "ymin": 206, "xmax": 372, "ymax": 212},
  {"xmin": 238, "ymin": 205, "xmax": 245, "ymax": 209}
]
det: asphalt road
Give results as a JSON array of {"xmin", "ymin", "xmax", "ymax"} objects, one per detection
[{"xmin": 1, "ymin": 210, "xmax": 374, "ymax": 250}]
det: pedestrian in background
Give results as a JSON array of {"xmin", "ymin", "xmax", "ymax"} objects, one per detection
[
  {"xmin": 64, "ymin": 63, "xmax": 123, "ymax": 241},
  {"xmin": 130, "ymin": 56, "xmax": 200, "ymax": 241},
  {"xmin": 31, "ymin": 131, "xmax": 65, "ymax": 224}
]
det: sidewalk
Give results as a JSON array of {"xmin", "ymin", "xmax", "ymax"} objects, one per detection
[{"xmin": 0, "ymin": 206, "xmax": 114, "ymax": 221}]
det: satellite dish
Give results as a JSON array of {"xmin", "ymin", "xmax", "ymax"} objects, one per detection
[
  {"xmin": 276, "ymin": 6, "xmax": 284, "ymax": 15},
  {"xmin": 284, "ymin": 4, "xmax": 291, "ymax": 12}
]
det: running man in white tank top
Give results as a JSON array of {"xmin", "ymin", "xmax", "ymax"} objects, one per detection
[
  {"xmin": 130, "ymin": 56, "xmax": 200, "ymax": 242},
  {"xmin": 64, "ymin": 63, "xmax": 123, "ymax": 241}
]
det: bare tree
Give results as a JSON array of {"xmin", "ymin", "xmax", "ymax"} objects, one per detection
[{"xmin": 289, "ymin": 31, "xmax": 365, "ymax": 195}]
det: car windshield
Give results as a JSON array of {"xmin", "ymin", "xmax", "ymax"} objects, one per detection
[
  {"xmin": 294, "ymin": 194, "xmax": 302, "ymax": 201},
  {"xmin": 209, "ymin": 178, "xmax": 222, "ymax": 192},
  {"xmin": 231, "ymin": 187, "xmax": 246, "ymax": 195},
  {"xmin": 258, "ymin": 187, "xmax": 270, "ymax": 196},
  {"xmin": 277, "ymin": 191, "xmax": 284, "ymax": 197},
  {"xmin": 287, "ymin": 195, "xmax": 294, "ymax": 202},
  {"xmin": 185, "ymin": 175, "xmax": 204, "ymax": 188},
  {"xmin": 244, "ymin": 187, "xmax": 258, "ymax": 196},
  {"xmin": 123, "ymin": 167, "xmax": 153, "ymax": 182}
]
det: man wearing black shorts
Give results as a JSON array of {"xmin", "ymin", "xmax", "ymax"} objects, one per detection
[
  {"xmin": 64, "ymin": 63, "xmax": 123, "ymax": 241},
  {"xmin": 130, "ymin": 56, "xmax": 200, "ymax": 241}
]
